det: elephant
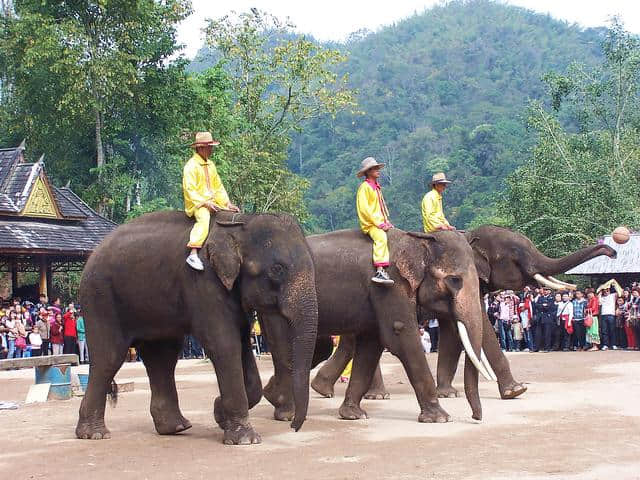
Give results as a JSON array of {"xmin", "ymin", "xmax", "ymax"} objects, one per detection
[
  {"xmin": 310, "ymin": 225, "xmax": 617, "ymax": 401},
  {"xmin": 75, "ymin": 210, "xmax": 318, "ymax": 445},
  {"xmin": 261, "ymin": 228, "xmax": 492, "ymax": 423}
]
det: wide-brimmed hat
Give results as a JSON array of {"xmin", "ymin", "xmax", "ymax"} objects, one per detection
[
  {"xmin": 356, "ymin": 157, "xmax": 385, "ymax": 177},
  {"xmin": 430, "ymin": 172, "xmax": 451, "ymax": 186},
  {"xmin": 191, "ymin": 131, "xmax": 220, "ymax": 147}
]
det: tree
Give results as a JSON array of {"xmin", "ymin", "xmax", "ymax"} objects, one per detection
[
  {"xmin": 0, "ymin": 0, "xmax": 192, "ymax": 216},
  {"xmin": 203, "ymin": 10, "xmax": 357, "ymax": 220},
  {"xmin": 502, "ymin": 20, "xmax": 640, "ymax": 256}
]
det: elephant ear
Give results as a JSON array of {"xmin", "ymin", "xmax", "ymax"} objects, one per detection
[
  {"xmin": 204, "ymin": 222, "xmax": 243, "ymax": 290},
  {"xmin": 469, "ymin": 237, "xmax": 490, "ymax": 284},
  {"xmin": 393, "ymin": 232, "xmax": 435, "ymax": 292}
]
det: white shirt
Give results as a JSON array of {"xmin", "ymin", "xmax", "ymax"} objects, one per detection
[
  {"xmin": 28, "ymin": 332, "xmax": 42, "ymax": 347},
  {"xmin": 419, "ymin": 332, "xmax": 431, "ymax": 353},
  {"xmin": 600, "ymin": 294, "xmax": 616, "ymax": 316},
  {"xmin": 556, "ymin": 301, "xmax": 573, "ymax": 321},
  {"xmin": 428, "ymin": 319, "xmax": 439, "ymax": 328}
]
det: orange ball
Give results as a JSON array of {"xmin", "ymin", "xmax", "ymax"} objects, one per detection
[{"xmin": 612, "ymin": 226, "xmax": 631, "ymax": 244}]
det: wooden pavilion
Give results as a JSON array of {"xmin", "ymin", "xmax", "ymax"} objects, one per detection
[{"xmin": 0, "ymin": 141, "xmax": 116, "ymax": 300}]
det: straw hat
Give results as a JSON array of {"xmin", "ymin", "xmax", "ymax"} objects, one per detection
[
  {"xmin": 430, "ymin": 172, "xmax": 451, "ymax": 186},
  {"xmin": 356, "ymin": 157, "xmax": 385, "ymax": 177},
  {"xmin": 191, "ymin": 131, "xmax": 220, "ymax": 147}
]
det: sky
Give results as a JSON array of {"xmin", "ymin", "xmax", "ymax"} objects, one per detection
[{"xmin": 176, "ymin": 0, "xmax": 640, "ymax": 58}]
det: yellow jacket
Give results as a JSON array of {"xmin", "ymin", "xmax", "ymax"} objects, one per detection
[
  {"xmin": 422, "ymin": 188, "xmax": 450, "ymax": 233},
  {"xmin": 356, "ymin": 179, "xmax": 390, "ymax": 234},
  {"xmin": 183, "ymin": 153, "xmax": 230, "ymax": 217}
]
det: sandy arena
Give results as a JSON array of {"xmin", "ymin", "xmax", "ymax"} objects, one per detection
[{"xmin": 1, "ymin": 351, "xmax": 640, "ymax": 480}]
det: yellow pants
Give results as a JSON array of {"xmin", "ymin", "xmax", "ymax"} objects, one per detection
[
  {"xmin": 368, "ymin": 227, "xmax": 389, "ymax": 267},
  {"xmin": 187, "ymin": 207, "xmax": 210, "ymax": 248}
]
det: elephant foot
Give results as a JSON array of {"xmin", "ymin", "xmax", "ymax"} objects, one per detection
[
  {"xmin": 338, "ymin": 401, "xmax": 368, "ymax": 420},
  {"xmin": 273, "ymin": 405, "xmax": 295, "ymax": 422},
  {"xmin": 363, "ymin": 388, "xmax": 390, "ymax": 400},
  {"xmin": 153, "ymin": 414, "xmax": 192, "ymax": 435},
  {"xmin": 436, "ymin": 385, "xmax": 460, "ymax": 398},
  {"xmin": 76, "ymin": 420, "xmax": 111, "ymax": 440},
  {"xmin": 223, "ymin": 422, "xmax": 262, "ymax": 446},
  {"xmin": 311, "ymin": 374, "xmax": 335, "ymax": 398},
  {"xmin": 418, "ymin": 402, "xmax": 451, "ymax": 423},
  {"xmin": 499, "ymin": 381, "xmax": 527, "ymax": 399}
]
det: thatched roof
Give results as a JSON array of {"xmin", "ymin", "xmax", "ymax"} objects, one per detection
[{"xmin": 566, "ymin": 235, "xmax": 639, "ymax": 275}]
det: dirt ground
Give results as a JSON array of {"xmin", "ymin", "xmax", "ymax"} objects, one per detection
[{"xmin": 2, "ymin": 351, "xmax": 640, "ymax": 480}]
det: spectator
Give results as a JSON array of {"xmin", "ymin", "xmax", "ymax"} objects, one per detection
[
  {"xmin": 28, "ymin": 327, "xmax": 42, "ymax": 357},
  {"xmin": 5, "ymin": 310, "xmax": 17, "ymax": 358},
  {"xmin": 36, "ymin": 309, "xmax": 51, "ymax": 356},
  {"xmin": 598, "ymin": 283, "xmax": 618, "ymax": 351},
  {"xmin": 76, "ymin": 309, "xmax": 88, "ymax": 364},
  {"xmin": 518, "ymin": 293, "xmax": 534, "ymax": 351},
  {"xmin": 50, "ymin": 313, "xmax": 64, "ymax": 355},
  {"xmin": 586, "ymin": 288, "xmax": 601, "ymax": 351},
  {"xmin": 419, "ymin": 326, "xmax": 431, "ymax": 353},
  {"xmin": 13, "ymin": 314, "xmax": 27, "ymax": 358},
  {"xmin": 615, "ymin": 296, "xmax": 629, "ymax": 350},
  {"xmin": 535, "ymin": 288, "xmax": 555, "ymax": 352},
  {"xmin": 62, "ymin": 305, "xmax": 78, "ymax": 355},
  {"xmin": 428, "ymin": 318, "xmax": 439, "ymax": 352},
  {"xmin": 572, "ymin": 290, "xmax": 587, "ymax": 351},
  {"xmin": 630, "ymin": 288, "xmax": 640, "ymax": 350},
  {"xmin": 557, "ymin": 292, "xmax": 573, "ymax": 351}
]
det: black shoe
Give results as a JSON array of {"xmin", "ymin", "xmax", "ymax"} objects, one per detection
[{"xmin": 371, "ymin": 270, "xmax": 394, "ymax": 285}]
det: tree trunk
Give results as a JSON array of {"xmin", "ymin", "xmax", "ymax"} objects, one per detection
[{"xmin": 95, "ymin": 109, "xmax": 105, "ymax": 168}]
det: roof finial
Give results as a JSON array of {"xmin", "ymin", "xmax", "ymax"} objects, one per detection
[{"xmin": 37, "ymin": 154, "xmax": 45, "ymax": 166}]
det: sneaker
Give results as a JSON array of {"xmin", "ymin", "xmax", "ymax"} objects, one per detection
[
  {"xmin": 601, "ymin": 345, "xmax": 609, "ymax": 351},
  {"xmin": 186, "ymin": 253, "xmax": 204, "ymax": 271},
  {"xmin": 612, "ymin": 345, "xmax": 618, "ymax": 350},
  {"xmin": 371, "ymin": 270, "xmax": 394, "ymax": 285}
]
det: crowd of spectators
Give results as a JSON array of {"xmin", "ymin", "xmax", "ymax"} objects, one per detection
[
  {"xmin": 0, "ymin": 294, "xmax": 88, "ymax": 363},
  {"xmin": 486, "ymin": 279, "xmax": 640, "ymax": 352}
]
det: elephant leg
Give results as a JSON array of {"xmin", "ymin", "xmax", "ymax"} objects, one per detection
[
  {"xmin": 378, "ymin": 311, "xmax": 450, "ymax": 423},
  {"xmin": 138, "ymin": 339, "xmax": 191, "ymax": 435},
  {"xmin": 76, "ymin": 304, "xmax": 129, "ymax": 440},
  {"xmin": 363, "ymin": 363, "xmax": 390, "ymax": 400},
  {"xmin": 436, "ymin": 316, "xmax": 463, "ymax": 398},
  {"xmin": 194, "ymin": 308, "xmax": 260, "ymax": 445},
  {"xmin": 260, "ymin": 313, "xmax": 296, "ymax": 422},
  {"xmin": 242, "ymin": 333, "xmax": 262, "ymax": 410},
  {"xmin": 481, "ymin": 314, "xmax": 527, "ymax": 399},
  {"xmin": 311, "ymin": 335, "xmax": 356, "ymax": 398},
  {"xmin": 339, "ymin": 334, "xmax": 382, "ymax": 420}
]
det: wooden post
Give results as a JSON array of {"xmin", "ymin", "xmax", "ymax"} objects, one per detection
[
  {"xmin": 39, "ymin": 255, "xmax": 48, "ymax": 297},
  {"xmin": 46, "ymin": 261, "xmax": 53, "ymax": 299},
  {"xmin": 10, "ymin": 260, "xmax": 17, "ymax": 298}
]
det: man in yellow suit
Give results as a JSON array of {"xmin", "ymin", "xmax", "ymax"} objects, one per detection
[
  {"xmin": 356, "ymin": 157, "xmax": 394, "ymax": 285},
  {"xmin": 422, "ymin": 172, "xmax": 455, "ymax": 233},
  {"xmin": 183, "ymin": 132, "xmax": 239, "ymax": 271}
]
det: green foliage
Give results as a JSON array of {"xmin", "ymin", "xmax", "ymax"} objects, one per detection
[
  {"xmin": 0, "ymin": 0, "xmax": 192, "ymax": 220},
  {"xmin": 503, "ymin": 19, "xmax": 640, "ymax": 256},
  {"xmin": 275, "ymin": 0, "xmax": 605, "ymax": 233},
  {"xmin": 203, "ymin": 10, "xmax": 357, "ymax": 222}
]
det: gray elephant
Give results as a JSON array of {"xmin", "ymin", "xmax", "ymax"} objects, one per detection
[
  {"xmin": 76, "ymin": 210, "xmax": 318, "ymax": 445},
  {"xmin": 261, "ymin": 228, "xmax": 493, "ymax": 423},
  {"xmin": 311, "ymin": 225, "xmax": 617, "ymax": 401}
]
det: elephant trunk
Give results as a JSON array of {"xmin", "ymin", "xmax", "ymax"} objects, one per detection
[
  {"xmin": 531, "ymin": 243, "xmax": 617, "ymax": 277},
  {"xmin": 280, "ymin": 281, "xmax": 318, "ymax": 432}
]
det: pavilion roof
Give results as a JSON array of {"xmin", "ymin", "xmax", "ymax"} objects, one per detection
[
  {"xmin": 566, "ymin": 235, "xmax": 640, "ymax": 275},
  {"xmin": 0, "ymin": 142, "xmax": 116, "ymax": 256}
]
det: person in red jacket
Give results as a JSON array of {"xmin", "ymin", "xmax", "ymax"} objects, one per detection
[
  {"xmin": 50, "ymin": 313, "xmax": 64, "ymax": 355},
  {"xmin": 62, "ymin": 304, "xmax": 77, "ymax": 355}
]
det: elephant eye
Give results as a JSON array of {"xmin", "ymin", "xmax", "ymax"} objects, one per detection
[{"xmin": 269, "ymin": 263, "xmax": 285, "ymax": 279}]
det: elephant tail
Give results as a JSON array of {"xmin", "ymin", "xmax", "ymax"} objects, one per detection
[{"xmin": 107, "ymin": 381, "xmax": 119, "ymax": 408}]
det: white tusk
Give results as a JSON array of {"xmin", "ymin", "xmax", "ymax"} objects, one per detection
[
  {"xmin": 481, "ymin": 349, "xmax": 498, "ymax": 382},
  {"xmin": 457, "ymin": 322, "xmax": 492, "ymax": 381},
  {"xmin": 547, "ymin": 275, "xmax": 577, "ymax": 290},
  {"xmin": 533, "ymin": 273, "xmax": 566, "ymax": 291}
]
